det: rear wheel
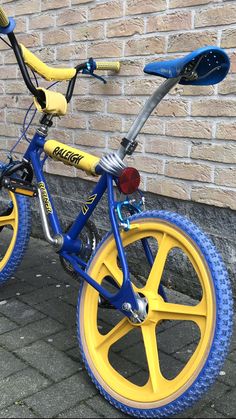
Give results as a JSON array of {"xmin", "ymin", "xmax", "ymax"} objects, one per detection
[
  {"xmin": 0, "ymin": 189, "xmax": 31, "ymax": 285},
  {"xmin": 77, "ymin": 210, "xmax": 233, "ymax": 417}
]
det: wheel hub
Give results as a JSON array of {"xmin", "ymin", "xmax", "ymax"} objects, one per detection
[{"xmin": 129, "ymin": 293, "xmax": 149, "ymax": 324}]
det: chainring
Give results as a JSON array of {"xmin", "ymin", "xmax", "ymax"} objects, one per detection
[{"xmin": 59, "ymin": 219, "xmax": 100, "ymax": 280}]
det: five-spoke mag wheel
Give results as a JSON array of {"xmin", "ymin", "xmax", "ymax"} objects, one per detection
[{"xmin": 77, "ymin": 211, "xmax": 233, "ymax": 417}]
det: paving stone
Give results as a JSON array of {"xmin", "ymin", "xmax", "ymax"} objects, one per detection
[
  {"xmin": 57, "ymin": 402, "xmax": 99, "ymax": 418},
  {"xmin": 86, "ymin": 395, "xmax": 128, "ymax": 418},
  {"xmin": 217, "ymin": 358, "xmax": 236, "ymax": 387},
  {"xmin": 120, "ymin": 335, "xmax": 184, "ymax": 379},
  {"xmin": 0, "ymin": 367, "xmax": 50, "ymax": 410},
  {"xmin": 17, "ymin": 271, "xmax": 57, "ymax": 288},
  {"xmin": 0, "ymin": 315, "xmax": 17, "ymax": 334},
  {"xmin": 174, "ymin": 381, "xmax": 230, "ymax": 418},
  {"xmin": 0, "ymin": 317, "xmax": 64, "ymax": 350},
  {"xmin": 110, "ymin": 325, "xmax": 143, "ymax": 353},
  {"xmin": 0, "ymin": 404, "xmax": 37, "ymax": 418},
  {"xmin": 228, "ymin": 348, "xmax": 236, "ymax": 362},
  {"xmin": 119, "ymin": 339, "xmax": 146, "ymax": 367},
  {"xmin": 45, "ymin": 328, "xmax": 77, "ymax": 352},
  {"xmin": 99, "ymin": 308, "xmax": 123, "ymax": 329},
  {"xmin": 173, "ymin": 342, "xmax": 198, "ymax": 363},
  {"xmin": 157, "ymin": 321, "xmax": 199, "ymax": 355},
  {"xmin": 0, "ymin": 348, "xmax": 26, "ymax": 379},
  {"xmin": 126, "ymin": 350, "xmax": 184, "ymax": 382},
  {"xmin": 193, "ymin": 407, "xmax": 227, "ymax": 418},
  {"xmin": 109, "ymin": 352, "xmax": 140, "ymax": 377},
  {"xmin": 16, "ymin": 237, "xmax": 56, "ymax": 271},
  {"xmin": 25, "ymin": 372, "xmax": 97, "ymax": 418},
  {"xmin": 15, "ymin": 341, "xmax": 81, "ymax": 382},
  {"xmin": 159, "ymin": 351, "xmax": 185, "ymax": 380},
  {"xmin": 59, "ymin": 289, "xmax": 78, "ymax": 307},
  {"xmin": 0, "ymin": 299, "xmax": 45, "ymax": 326},
  {"xmin": 66, "ymin": 347, "xmax": 83, "ymax": 364},
  {"xmin": 124, "ymin": 369, "xmax": 148, "ymax": 388},
  {"xmin": 19, "ymin": 254, "xmax": 79, "ymax": 287},
  {"xmin": 18, "ymin": 284, "xmax": 72, "ymax": 306},
  {"xmin": 228, "ymin": 320, "xmax": 236, "ymax": 352},
  {"xmin": 0, "ymin": 282, "xmax": 36, "ymax": 300},
  {"xmin": 35, "ymin": 299, "xmax": 76, "ymax": 327},
  {"xmin": 214, "ymin": 388, "xmax": 236, "ymax": 417},
  {"xmin": 47, "ymin": 265, "xmax": 81, "ymax": 288}
]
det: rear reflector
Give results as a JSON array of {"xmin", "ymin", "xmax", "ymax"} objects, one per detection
[{"xmin": 117, "ymin": 167, "xmax": 140, "ymax": 194}]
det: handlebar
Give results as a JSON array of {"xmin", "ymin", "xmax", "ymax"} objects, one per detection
[
  {"xmin": 0, "ymin": 6, "xmax": 9, "ymax": 28},
  {"xmin": 0, "ymin": 7, "xmax": 121, "ymax": 105},
  {"xmin": 20, "ymin": 44, "xmax": 77, "ymax": 82}
]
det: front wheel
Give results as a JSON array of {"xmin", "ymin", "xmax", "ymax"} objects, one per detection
[{"xmin": 77, "ymin": 210, "xmax": 233, "ymax": 418}]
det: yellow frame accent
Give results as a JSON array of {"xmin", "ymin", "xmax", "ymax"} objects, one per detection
[
  {"xmin": 44, "ymin": 140, "xmax": 100, "ymax": 175},
  {"xmin": 20, "ymin": 44, "xmax": 76, "ymax": 82},
  {"xmin": 79, "ymin": 218, "xmax": 216, "ymax": 408}
]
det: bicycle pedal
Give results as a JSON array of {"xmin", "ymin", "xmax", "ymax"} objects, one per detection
[{"xmin": 2, "ymin": 177, "xmax": 38, "ymax": 197}]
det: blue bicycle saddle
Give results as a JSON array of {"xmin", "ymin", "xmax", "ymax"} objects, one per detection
[{"xmin": 144, "ymin": 46, "xmax": 230, "ymax": 85}]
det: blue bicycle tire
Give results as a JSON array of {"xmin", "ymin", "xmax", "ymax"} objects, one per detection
[
  {"xmin": 0, "ymin": 190, "xmax": 31, "ymax": 285},
  {"xmin": 77, "ymin": 210, "xmax": 233, "ymax": 418}
]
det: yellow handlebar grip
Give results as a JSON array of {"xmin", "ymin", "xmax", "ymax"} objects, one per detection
[
  {"xmin": 96, "ymin": 61, "xmax": 121, "ymax": 72},
  {"xmin": 0, "ymin": 7, "xmax": 9, "ymax": 27}
]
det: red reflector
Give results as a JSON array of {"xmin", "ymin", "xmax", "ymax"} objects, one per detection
[{"xmin": 118, "ymin": 167, "xmax": 140, "ymax": 194}]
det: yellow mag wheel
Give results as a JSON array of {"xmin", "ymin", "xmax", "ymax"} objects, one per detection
[
  {"xmin": 77, "ymin": 211, "xmax": 233, "ymax": 418},
  {"xmin": 0, "ymin": 188, "xmax": 31, "ymax": 285}
]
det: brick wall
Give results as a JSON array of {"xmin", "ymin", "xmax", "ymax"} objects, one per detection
[{"xmin": 0, "ymin": 0, "xmax": 236, "ymax": 210}]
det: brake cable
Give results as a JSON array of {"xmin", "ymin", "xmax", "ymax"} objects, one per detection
[{"xmin": 0, "ymin": 35, "xmax": 11, "ymax": 48}]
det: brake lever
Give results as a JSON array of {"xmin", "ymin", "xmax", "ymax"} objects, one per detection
[
  {"xmin": 82, "ymin": 58, "xmax": 107, "ymax": 83},
  {"xmin": 82, "ymin": 68, "xmax": 107, "ymax": 84}
]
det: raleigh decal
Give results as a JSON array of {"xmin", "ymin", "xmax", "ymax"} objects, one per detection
[
  {"xmin": 53, "ymin": 146, "xmax": 84, "ymax": 166},
  {"xmin": 38, "ymin": 182, "xmax": 53, "ymax": 214}
]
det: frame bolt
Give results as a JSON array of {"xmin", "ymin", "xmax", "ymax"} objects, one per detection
[{"xmin": 122, "ymin": 302, "xmax": 132, "ymax": 311}]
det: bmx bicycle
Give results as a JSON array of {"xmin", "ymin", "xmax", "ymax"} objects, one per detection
[{"xmin": 0, "ymin": 6, "xmax": 233, "ymax": 418}]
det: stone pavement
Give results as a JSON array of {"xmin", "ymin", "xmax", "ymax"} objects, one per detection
[{"xmin": 0, "ymin": 232, "xmax": 235, "ymax": 418}]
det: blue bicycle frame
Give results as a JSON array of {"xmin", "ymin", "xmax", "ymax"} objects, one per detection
[
  {"xmin": 20, "ymin": 78, "xmax": 177, "ymax": 317},
  {"xmin": 23, "ymin": 129, "xmax": 140, "ymax": 314}
]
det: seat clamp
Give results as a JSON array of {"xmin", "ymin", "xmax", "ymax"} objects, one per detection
[{"xmin": 121, "ymin": 138, "xmax": 138, "ymax": 155}]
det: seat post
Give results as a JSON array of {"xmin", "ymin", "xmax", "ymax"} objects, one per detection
[{"xmin": 118, "ymin": 77, "xmax": 180, "ymax": 159}]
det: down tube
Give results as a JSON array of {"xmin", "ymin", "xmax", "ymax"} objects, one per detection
[{"xmin": 30, "ymin": 151, "xmax": 62, "ymax": 235}]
